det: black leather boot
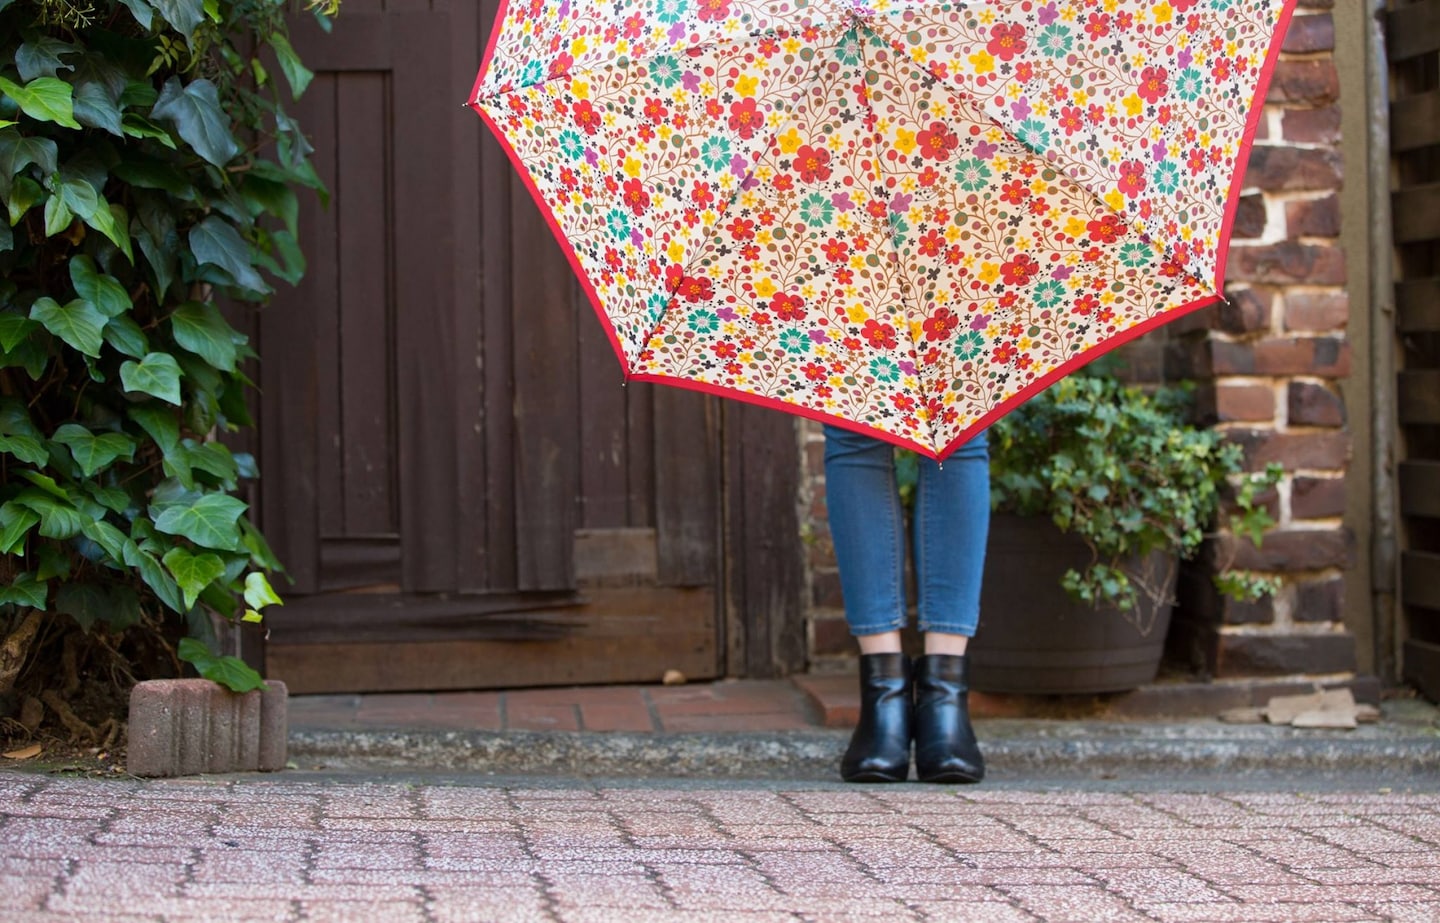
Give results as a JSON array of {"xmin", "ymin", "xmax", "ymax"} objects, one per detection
[
  {"xmin": 840, "ymin": 653, "xmax": 912, "ymax": 783},
  {"xmin": 913, "ymin": 654, "xmax": 984, "ymax": 784}
]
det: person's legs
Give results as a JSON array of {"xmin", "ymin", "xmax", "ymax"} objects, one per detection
[
  {"xmin": 823, "ymin": 424, "xmax": 910, "ymax": 782},
  {"xmin": 912, "ymin": 430, "xmax": 989, "ymax": 784}
]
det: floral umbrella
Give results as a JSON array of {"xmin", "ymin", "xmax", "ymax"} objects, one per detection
[{"xmin": 469, "ymin": 0, "xmax": 1296, "ymax": 460}]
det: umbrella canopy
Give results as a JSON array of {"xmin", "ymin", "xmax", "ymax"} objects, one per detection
[{"xmin": 469, "ymin": 0, "xmax": 1296, "ymax": 460}]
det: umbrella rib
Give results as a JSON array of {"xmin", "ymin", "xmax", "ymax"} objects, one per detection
[{"xmin": 854, "ymin": 25, "xmax": 937, "ymax": 452}]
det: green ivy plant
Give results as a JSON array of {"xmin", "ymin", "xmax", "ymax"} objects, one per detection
[
  {"xmin": 0, "ymin": 0, "xmax": 336, "ymax": 697},
  {"xmin": 987, "ymin": 371, "xmax": 1283, "ymax": 624}
]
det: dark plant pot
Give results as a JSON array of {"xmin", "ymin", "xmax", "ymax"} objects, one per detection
[{"xmin": 971, "ymin": 514, "xmax": 1177, "ymax": 695}]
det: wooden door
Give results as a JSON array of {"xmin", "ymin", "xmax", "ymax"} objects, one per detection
[{"xmin": 250, "ymin": 0, "xmax": 802, "ymax": 694}]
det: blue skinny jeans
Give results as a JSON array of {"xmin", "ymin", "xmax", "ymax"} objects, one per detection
[{"xmin": 822, "ymin": 425, "xmax": 990, "ymax": 638}]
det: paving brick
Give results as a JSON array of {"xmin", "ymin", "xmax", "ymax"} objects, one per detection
[{"xmin": 126, "ymin": 679, "xmax": 288, "ymax": 777}]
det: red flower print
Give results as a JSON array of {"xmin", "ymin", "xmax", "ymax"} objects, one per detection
[
  {"xmin": 862, "ymin": 320, "xmax": 898, "ymax": 350},
  {"xmin": 918, "ymin": 166, "xmax": 942, "ymax": 188},
  {"xmin": 713, "ymin": 341, "xmax": 739, "ymax": 359},
  {"xmin": 1058, "ymin": 105, "xmax": 1085, "ymax": 136},
  {"xmin": 987, "ymin": 23, "xmax": 1027, "ymax": 61},
  {"xmin": 793, "ymin": 144, "xmax": 832, "ymax": 182},
  {"xmin": 1000, "ymin": 254, "xmax": 1040, "ymax": 286},
  {"xmin": 726, "ymin": 217, "xmax": 756, "ymax": 240},
  {"xmin": 692, "ymin": 182, "xmax": 715, "ymax": 208},
  {"xmin": 622, "ymin": 178, "xmax": 651, "ymax": 215},
  {"xmin": 821, "ymin": 238, "xmax": 849, "ymax": 263},
  {"xmin": 548, "ymin": 52, "xmax": 574, "ymax": 80},
  {"xmin": 752, "ymin": 311, "xmax": 773, "ymax": 327},
  {"xmin": 772, "ymin": 292, "xmax": 806, "ymax": 322},
  {"xmin": 1072, "ymin": 293, "xmax": 1099, "ymax": 315},
  {"xmin": 1137, "ymin": 66, "xmax": 1169, "ymax": 104},
  {"xmin": 729, "ymin": 98, "xmax": 763, "ymax": 139},
  {"xmin": 944, "ymin": 245, "xmax": 963, "ymax": 265},
  {"xmin": 916, "ymin": 122, "xmax": 959, "ymax": 161},
  {"xmin": 892, "ymin": 394, "xmax": 917, "ymax": 413},
  {"xmin": 706, "ymin": 98, "xmax": 724, "ymax": 120},
  {"xmin": 916, "ymin": 229, "xmax": 946, "ymax": 258},
  {"xmin": 866, "ymin": 199, "xmax": 889, "ymax": 220},
  {"xmin": 773, "ymin": 174, "xmax": 795, "ymax": 192},
  {"xmin": 678, "ymin": 275, "xmax": 714, "ymax": 302},
  {"xmin": 1186, "ymin": 147, "xmax": 1206, "ymax": 175},
  {"xmin": 695, "ymin": 0, "xmax": 732, "ymax": 22},
  {"xmin": 999, "ymin": 180, "xmax": 1030, "ymax": 205},
  {"xmin": 572, "ymin": 99, "xmax": 602, "ymax": 135},
  {"xmin": 1087, "ymin": 214, "xmax": 1126, "ymax": 243},
  {"xmin": 643, "ymin": 97, "xmax": 668, "ymax": 123},
  {"xmin": 923, "ymin": 308, "xmax": 958, "ymax": 342},
  {"xmin": 1117, "ymin": 160, "xmax": 1147, "ymax": 199},
  {"xmin": 623, "ymin": 14, "xmax": 645, "ymax": 38},
  {"xmin": 803, "ymin": 362, "xmax": 827, "ymax": 381},
  {"xmin": 1084, "ymin": 12, "xmax": 1111, "ymax": 39},
  {"xmin": 992, "ymin": 341, "xmax": 1018, "ymax": 365}
]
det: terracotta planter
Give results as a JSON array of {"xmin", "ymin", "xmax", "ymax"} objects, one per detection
[{"xmin": 970, "ymin": 514, "xmax": 1177, "ymax": 695}]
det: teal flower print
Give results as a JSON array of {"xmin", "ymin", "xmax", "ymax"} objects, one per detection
[
  {"xmin": 700, "ymin": 135, "xmax": 732, "ymax": 172},
  {"xmin": 688, "ymin": 309, "xmax": 720, "ymax": 334},
  {"xmin": 520, "ymin": 60, "xmax": 545, "ymax": 87},
  {"xmin": 647, "ymin": 292, "xmax": 672, "ymax": 320},
  {"xmin": 888, "ymin": 214, "xmax": 910, "ymax": 247},
  {"xmin": 798, "ymin": 193, "xmax": 835, "ymax": 228},
  {"xmin": 869, "ymin": 356, "xmax": 901, "ymax": 383},
  {"xmin": 779, "ymin": 329, "xmax": 810, "ymax": 355},
  {"xmin": 1175, "ymin": 67, "xmax": 1205, "ymax": 102},
  {"xmin": 606, "ymin": 208, "xmax": 632, "ymax": 241},
  {"xmin": 834, "ymin": 30, "xmax": 863, "ymax": 67},
  {"xmin": 1118, "ymin": 241, "xmax": 1153, "ymax": 268},
  {"xmin": 1153, "ymin": 160, "xmax": 1182, "ymax": 196},
  {"xmin": 954, "ymin": 157, "xmax": 993, "ymax": 191},
  {"xmin": 649, "ymin": 55, "xmax": 684, "ymax": 88},
  {"xmin": 558, "ymin": 129, "xmax": 586, "ymax": 162},
  {"xmin": 1036, "ymin": 24, "xmax": 1073, "ymax": 58},
  {"xmin": 1033, "ymin": 279, "xmax": 1065, "ymax": 308},
  {"xmin": 954, "ymin": 330, "xmax": 985, "ymax": 360},
  {"xmin": 1013, "ymin": 119, "xmax": 1053, "ymax": 152},
  {"xmin": 653, "ymin": 0, "xmax": 689, "ymax": 24}
]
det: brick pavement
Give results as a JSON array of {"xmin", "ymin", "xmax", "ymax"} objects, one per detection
[{"xmin": 3, "ymin": 772, "xmax": 1440, "ymax": 922}]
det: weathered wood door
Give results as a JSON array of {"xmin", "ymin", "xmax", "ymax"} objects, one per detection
[{"xmin": 252, "ymin": 0, "xmax": 804, "ymax": 694}]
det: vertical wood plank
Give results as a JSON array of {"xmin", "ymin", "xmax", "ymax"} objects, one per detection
[
  {"xmin": 578, "ymin": 296, "xmax": 630, "ymax": 529},
  {"xmin": 653, "ymin": 389, "xmax": 719, "ymax": 586},
  {"xmin": 627, "ymin": 383, "xmax": 655, "ymax": 528},
  {"xmin": 510, "ymin": 185, "xmax": 578, "ymax": 591},
  {"xmin": 724, "ymin": 404, "xmax": 805, "ymax": 678},
  {"xmin": 392, "ymin": 12, "xmax": 459, "ymax": 591},
  {"xmin": 336, "ymin": 72, "xmax": 396, "ymax": 536}
]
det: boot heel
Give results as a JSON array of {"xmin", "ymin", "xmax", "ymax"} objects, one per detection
[
  {"xmin": 914, "ymin": 654, "xmax": 984, "ymax": 784},
  {"xmin": 840, "ymin": 653, "xmax": 912, "ymax": 783}
]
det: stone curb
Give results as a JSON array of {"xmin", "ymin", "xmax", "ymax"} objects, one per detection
[{"xmin": 289, "ymin": 720, "xmax": 1440, "ymax": 780}]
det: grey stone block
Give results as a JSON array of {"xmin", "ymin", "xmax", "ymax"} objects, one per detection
[{"xmin": 127, "ymin": 679, "xmax": 289, "ymax": 777}]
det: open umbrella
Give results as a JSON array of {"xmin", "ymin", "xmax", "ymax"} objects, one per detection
[{"xmin": 469, "ymin": 0, "xmax": 1296, "ymax": 460}]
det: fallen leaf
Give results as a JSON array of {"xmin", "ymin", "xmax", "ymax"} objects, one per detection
[
  {"xmin": 3, "ymin": 744, "xmax": 42, "ymax": 760},
  {"xmin": 662, "ymin": 669, "xmax": 687, "ymax": 686}
]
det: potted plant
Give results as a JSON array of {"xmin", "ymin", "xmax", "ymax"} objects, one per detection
[{"xmin": 971, "ymin": 369, "xmax": 1281, "ymax": 694}]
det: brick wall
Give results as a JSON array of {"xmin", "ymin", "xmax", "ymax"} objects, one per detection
[{"xmin": 800, "ymin": 3, "xmax": 1361, "ymax": 683}]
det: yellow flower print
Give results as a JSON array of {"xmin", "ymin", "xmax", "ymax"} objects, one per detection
[
  {"xmin": 1153, "ymin": 1, "xmax": 1174, "ymax": 24},
  {"xmin": 734, "ymin": 74, "xmax": 759, "ymax": 97},
  {"xmin": 895, "ymin": 127, "xmax": 918, "ymax": 156},
  {"xmin": 570, "ymin": 36, "xmax": 588, "ymax": 57},
  {"xmin": 623, "ymin": 157, "xmax": 642, "ymax": 178},
  {"xmin": 755, "ymin": 277, "xmax": 778, "ymax": 299},
  {"xmin": 571, "ymin": 79, "xmax": 591, "ymax": 100},
  {"xmin": 1104, "ymin": 189, "xmax": 1125, "ymax": 212},
  {"xmin": 846, "ymin": 303, "xmax": 869, "ymax": 323},
  {"xmin": 667, "ymin": 240, "xmax": 685, "ymax": 262},
  {"xmin": 1123, "ymin": 94, "xmax": 1144, "ymax": 117},
  {"xmin": 969, "ymin": 50, "xmax": 995, "ymax": 74},
  {"xmin": 777, "ymin": 128, "xmax": 803, "ymax": 154},
  {"xmin": 978, "ymin": 262, "xmax": 1000, "ymax": 284}
]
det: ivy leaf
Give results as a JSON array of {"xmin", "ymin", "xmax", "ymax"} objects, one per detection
[
  {"xmin": 0, "ymin": 130, "xmax": 57, "ymax": 179},
  {"xmin": 0, "ymin": 434, "xmax": 49, "ymax": 467},
  {"xmin": 8, "ymin": 175, "xmax": 44, "ymax": 225},
  {"xmin": 57, "ymin": 175, "xmax": 98, "ymax": 220},
  {"xmin": 13, "ymin": 489, "xmax": 85, "ymax": 540},
  {"xmin": 113, "ymin": 152, "xmax": 194, "ymax": 199},
  {"xmin": 52, "ymin": 424, "xmax": 137, "ymax": 477},
  {"xmin": 72, "ymin": 81, "xmax": 124, "ymax": 136},
  {"xmin": 0, "ymin": 313, "xmax": 37, "ymax": 352},
  {"xmin": 0, "ymin": 573, "xmax": 47, "ymax": 609},
  {"xmin": 184, "ymin": 440, "xmax": 239, "ymax": 485},
  {"xmin": 120, "ymin": 114, "xmax": 177, "ymax": 148},
  {"xmin": 55, "ymin": 582, "xmax": 110, "ymax": 632},
  {"xmin": 85, "ymin": 200, "xmax": 133, "ymax": 261},
  {"xmin": 243, "ymin": 571, "xmax": 283, "ymax": 610},
  {"xmin": 85, "ymin": 482, "xmax": 132, "ymax": 514},
  {"xmin": 0, "ymin": 76, "xmax": 82, "ymax": 130},
  {"xmin": 70, "ymin": 255, "xmax": 132, "ymax": 318},
  {"xmin": 170, "ymin": 301, "xmax": 240, "ymax": 371},
  {"xmin": 163, "ymin": 547, "xmax": 226, "ymax": 609},
  {"xmin": 240, "ymin": 517, "xmax": 282, "ymax": 572},
  {"xmin": 0, "ymin": 502, "xmax": 40, "ymax": 554},
  {"xmin": 120, "ymin": 352, "xmax": 182, "ymax": 404},
  {"xmin": 81, "ymin": 519, "xmax": 132, "ymax": 564},
  {"xmin": 102, "ymin": 314, "xmax": 148, "ymax": 358},
  {"xmin": 151, "ymin": 0, "xmax": 206, "ymax": 40},
  {"xmin": 188, "ymin": 217, "xmax": 269, "ymax": 295},
  {"xmin": 125, "ymin": 544, "xmax": 186, "ymax": 613},
  {"xmin": 177, "ymin": 637, "xmax": 265, "ymax": 693},
  {"xmin": 16, "ymin": 37, "xmax": 78, "ymax": 82},
  {"xmin": 268, "ymin": 32, "xmax": 314, "ymax": 100},
  {"xmin": 116, "ymin": 0, "xmax": 154, "ymax": 29},
  {"xmin": 43, "ymin": 194, "xmax": 72, "ymax": 236},
  {"xmin": 35, "ymin": 543, "xmax": 70, "ymax": 582},
  {"xmin": 128, "ymin": 404, "xmax": 180, "ymax": 456},
  {"xmin": 152, "ymin": 492, "xmax": 247, "ymax": 551},
  {"xmin": 151, "ymin": 77, "xmax": 240, "ymax": 168},
  {"xmin": 30, "ymin": 297, "xmax": 106, "ymax": 357}
]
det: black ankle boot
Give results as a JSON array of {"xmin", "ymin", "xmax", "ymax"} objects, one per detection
[
  {"xmin": 840, "ymin": 653, "xmax": 912, "ymax": 783},
  {"xmin": 913, "ymin": 654, "xmax": 984, "ymax": 784}
]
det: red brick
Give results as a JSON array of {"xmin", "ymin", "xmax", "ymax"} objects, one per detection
[
  {"xmin": 1214, "ymin": 383, "xmax": 1277, "ymax": 422},
  {"xmin": 1295, "ymin": 576, "xmax": 1346, "ymax": 623},
  {"xmin": 1222, "ymin": 595, "xmax": 1277, "ymax": 626},
  {"xmin": 1244, "ymin": 146, "xmax": 1342, "ymax": 192},
  {"xmin": 1286, "ymin": 195, "xmax": 1340, "ymax": 238},
  {"xmin": 1284, "ymin": 291, "xmax": 1349, "ymax": 332},
  {"xmin": 1267, "ymin": 59, "xmax": 1339, "ymax": 106},
  {"xmin": 127, "ymin": 679, "xmax": 288, "ymax": 778},
  {"xmin": 1226, "ymin": 429, "xmax": 1351, "ymax": 470},
  {"xmin": 1232, "ymin": 194, "xmax": 1268, "ymax": 239},
  {"xmin": 1216, "ymin": 630, "xmax": 1357, "ymax": 677},
  {"xmin": 1215, "ymin": 527, "xmax": 1355, "ymax": 571},
  {"xmin": 1226, "ymin": 242, "xmax": 1347, "ymax": 285},
  {"xmin": 811, "ymin": 568, "xmax": 843, "ymax": 609},
  {"xmin": 1282, "ymin": 106, "xmax": 1342, "ymax": 144},
  {"xmin": 1211, "ymin": 337, "xmax": 1351, "ymax": 377},
  {"xmin": 1288, "ymin": 381, "xmax": 1346, "ymax": 426},
  {"xmin": 1217, "ymin": 286, "xmax": 1275, "ymax": 334},
  {"xmin": 1292, "ymin": 475, "xmax": 1348, "ymax": 519},
  {"xmin": 810, "ymin": 613, "xmax": 852, "ymax": 656},
  {"xmin": 1282, "ymin": 13, "xmax": 1335, "ymax": 53}
]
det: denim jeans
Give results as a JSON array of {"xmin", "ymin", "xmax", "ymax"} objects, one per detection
[{"xmin": 823, "ymin": 425, "xmax": 990, "ymax": 638}]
